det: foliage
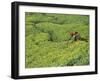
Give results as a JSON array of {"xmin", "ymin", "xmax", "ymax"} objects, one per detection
[{"xmin": 25, "ymin": 12, "xmax": 89, "ymax": 68}]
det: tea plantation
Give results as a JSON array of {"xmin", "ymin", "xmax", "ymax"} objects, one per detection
[{"xmin": 25, "ymin": 12, "xmax": 89, "ymax": 68}]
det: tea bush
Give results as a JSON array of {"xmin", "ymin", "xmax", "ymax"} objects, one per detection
[{"xmin": 25, "ymin": 12, "xmax": 89, "ymax": 68}]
